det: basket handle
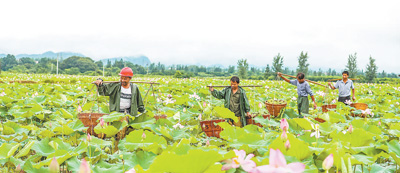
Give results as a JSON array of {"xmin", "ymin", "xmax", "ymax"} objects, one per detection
[{"xmin": 81, "ymin": 84, "xmax": 100, "ymax": 113}]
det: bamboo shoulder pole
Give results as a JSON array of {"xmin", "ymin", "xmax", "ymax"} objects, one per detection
[
  {"xmin": 327, "ymin": 78, "xmax": 359, "ymax": 82},
  {"xmin": 279, "ymin": 73, "xmax": 328, "ymax": 88},
  {"xmin": 206, "ymin": 85, "xmax": 262, "ymax": 88},
  {"xmin": 91, "ymin": 81, "xmax": 160, "ymax": 85}
]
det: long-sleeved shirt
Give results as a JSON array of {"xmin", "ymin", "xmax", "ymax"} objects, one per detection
[
  {"xmin": 334, "ymin": 79, "xmax": 355, "ymax": 97},
  {"xmin": 97, "ymin": 82, "xmax": 145, "ymax": 116},
  {"xmin": 290, "ymin": 80, "xmax": 314, "ymax": 97}
]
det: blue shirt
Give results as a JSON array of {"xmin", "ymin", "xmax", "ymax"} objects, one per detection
[
  {"xmin": 290, "ymin": 80, "xmax": 314, "ymax": 97},
  {"xmin": 334, "ymin": 79, "xmax": 355, "ymax": 97}
]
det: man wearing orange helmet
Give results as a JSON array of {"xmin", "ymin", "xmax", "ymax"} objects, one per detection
[{"xmin": 94, "ymin": 67, "xmax": 145, "ymax": 117}]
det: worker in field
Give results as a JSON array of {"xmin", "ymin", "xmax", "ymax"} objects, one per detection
[
  {"xmin": 209, "ymin": 76, "xmax": 251, "ymax": 127},
  {"xmin": 94, "ymin": 67, "xmax": 145, "ymax": 117},
  {"xmin": 327, "ymin": 71, "xmax": 355, "ymax": 105},
  {"xmin": 278, "ymin": 72, "xmax": 317, "ymax": 117}
]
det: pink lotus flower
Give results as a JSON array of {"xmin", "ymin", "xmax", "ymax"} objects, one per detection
[
  {"xmin": 361, "ymin": 109, "xmax": 373, "ymax": 116},
  {"xmin": 203, "ymin": 102, "xmax": 207, "ymax": 108},
  {"xmin": 250, "ymin": 149, "xmax": 305, "ymax": 173},
  {"xmin": 280, "ymin": 119, "xmax": 289, "ymax": 132},
  {"xmin": 79, "ymin": 158, "xmax": 91, "ymax": 173},
  {"xmin": 125, "ymin": 168, "xmax": 136, "ymax": 173},
  {"xmin": 322, "ymin": 154, "xmax": 334, "ymax": 171},
  {"xmin": 221, "ymin": 149, "xmax": 256, "ymax": 172},
  {"xmin": 344, "ymin": 100, "xmax": 352, "ymax": 105},
  {"xmin": 348, "ymin": 124, "xmax": 353, "ymax": 133},
  {"xmin": 206, "ymin": 140, "xmax": 210, "ymax": 146},
  {"xmin": 378, "ymin": 121, "xmax": 381, "ymax": 126},
  {"xmin": 258, "ymin": 102, "xmax": 263, "ymax": 109},
  {"xmin": 49, "ymin": 157, "xmax": 59, "ymax": 173},
  {"xmin": 167, "ymin": 94, "xmax": 172, "ymax": 98},
  {"xmin": 173, "ymin": 123, "xmax": 184, "ymax": 129},
  {"xmin": 198, "ymin": 114, "xmax": 202, "ymax": 121},
  {"xmin": 100, "ymin": 118, "xmax": 105, "ymax": 127},
  {"xmin": 86, "ymin": 133, "xmax": 92, "ymax": 142},
  {"xmin": 285, "ymin": 140, "xmax": 290, "ymax": 150}
]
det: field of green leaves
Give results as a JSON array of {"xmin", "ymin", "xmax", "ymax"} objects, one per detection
[{"xmin": 0, "ymin": 73, "xmax": 400, "ymax": 173}]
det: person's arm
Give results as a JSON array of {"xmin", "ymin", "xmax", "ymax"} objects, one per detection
[
  {"xmin": 95, "ymin": 78, "xmax": 110, "ymax": 96},
  {"xmin": 277, "ymin": 72, "xmax": 291, "ymax": 83},
  {"xmin": 310, "ymin": 95, "xmax": 317, "ymax": 109},
  {"xmin": 210, "ymin": 87, "xmax": 225, "ymax": 99},
  {"xmin": 136, "ymin": 86, "xmax": 145, "ymax": 113},
  {"xmin": 306, "ymin": 83, "xmax": 317, "ymax": 109},
  {"xmin": 328, "ymin": 82, "xmax": 336, "ymax": 90},
  {"xmin": 351, "ymin": 81, "xmax": 356, "ymax": 101}
]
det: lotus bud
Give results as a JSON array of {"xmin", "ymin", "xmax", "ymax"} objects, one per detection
[
  {"xmin": 322, "ymin": 154, "xmax": 334, "ymax": 170},
  {"xmin": 348, "ymin": 124, "xmax": 353, "ymax": 133},
  {"xmin": 280, "ymin": 118, "xmax": 289, "ymax": 131},
  {"xmin": 100, "ymin": 118, "xmax": 105, "ymax": 127},
  {"xmin": 49, "ymin": 157, "xmax": 59, "ymax": 173},
  {"xmin": 86, "ymin": 133, "xmax": 92, "ymax": 142},
  {"xmin": 285, "ymin": 139, "xmax": 290, "ymax": 150},
  {"xmin": 281, "ymin": 131, "xmax": 288, "ymax": 141},
  {"xmin": 142, "ymin": 132, "xmax": 146, "ymax": 139},
  {"xmin": 79, "ymin": 158, "xmax": 91, "ymax": 173}
]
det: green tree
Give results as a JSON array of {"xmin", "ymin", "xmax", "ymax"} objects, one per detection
[
  {"xmin": 296, "ymin": 51, "xmax": 309, "ymax": 75},
  {"xmin": 365, "ymin": 56, "xmax": 377, "ymax": 82},
  {"xmin": 272, "ymin": 53, "xmax": 284, "ymax": 74},
  {"xmin": 228, "ymin": 66, "xmax": 235, "ymax": 73},
  {"xmin": 346, "ymin": 53, "xmax": 358, "ymax": 78},
  {"xmin": 114, "ymin": 59, "xmax": 124, "ymax": 69},
  {"xmin": 264, "ymin": 64, "xmax": 271, "ymax": 79},
  {"xmin": 59, "ymin": 56, "xmax": 97, "ymax": 73},
  {"xmin": 237, "ymin": 59, "xmax": 249, "ymax": 79},
  {"xmin": 95, "ymin": 61, "xmax": 103, "ymax": 69},
  {"xmin": 106, "ymin": 60, "xmax": 112, "ymax": 68},
  {"xmin": 381, "ymin": 70, "xmax": 386, "ymax": 78},
  {"xmin": 1, "ymin": 54, "xmax": 18, "ymax": 71},
  {"xmin": 174, "ymin": 70, "xmax": 183, "ymax": 78}
]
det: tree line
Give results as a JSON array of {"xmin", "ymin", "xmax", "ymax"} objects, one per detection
[{"xmin": 0, "ymin": 52, "xmax": 398, "ymax": 83}]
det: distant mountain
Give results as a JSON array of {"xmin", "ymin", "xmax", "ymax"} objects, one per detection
[
  {"xmin": 0, "ymin": 51, "xmax": 85, "ymax": 59},
  {"xmin": 100, "ymin": 56, "xmax": 151, "ymax": 67}
]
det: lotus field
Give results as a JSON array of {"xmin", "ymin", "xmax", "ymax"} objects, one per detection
[{"xmin": 1, "ymin": 73, "xmax": 400, "ymax": 173}]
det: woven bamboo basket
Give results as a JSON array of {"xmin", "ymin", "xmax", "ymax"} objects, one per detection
[
  {"xmin": 154, "ymin": 114, "xmax": 167, "ymax": 120},
  {"xmin": 350, "ymin": 103, "xmax": 368, "ymax": 117},
  {"xmin": 350, "ymin": 103, "xmax": 368, "ymax": 110},
  {"xmin": 200, "ymin": 119, "xmax": 225, "ymax": 138},
  {"xmin": 265, "ymin": 101, "xmax": 287, "ymax": 117},
  {"xmin": 78, "ymin": 113, "xmax": 108, "ymax": 135},
  {"xmin": 322, "ymin": 104, "xmax": 337, "ymax": 113}
]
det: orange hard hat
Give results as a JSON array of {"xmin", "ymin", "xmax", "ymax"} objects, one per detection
[{"xmin": 119, "ymin": 67, "xmax": 133, "ymax": 77}]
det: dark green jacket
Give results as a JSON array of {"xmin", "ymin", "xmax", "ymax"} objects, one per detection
[
  {"xmin": 97, "ymin": 83, "xmax": 145, "ymax": 116},
  {"xmin": 211, "ymin": 86, "xmax": 251, "ymax": 126}
]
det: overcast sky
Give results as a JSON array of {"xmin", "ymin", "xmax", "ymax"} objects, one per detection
[{"xmin": 0, "ymin": 0, "xmax": 399, "ymax": 73}]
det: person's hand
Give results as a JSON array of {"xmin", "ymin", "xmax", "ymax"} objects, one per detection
[
  {"xmin": 352, "ymin": 96, "xmax": 356, "ymax": 101},
  {"xmin": 313, "ymin": 102, "xmax": 317, "ymax": 109},
  {"xmin": 277, "ymin": 72, "xmax": 282, "ymax": 77},
  {"xmin": 94, "ymin": 79, "xmax": 103, "ymax": 86},
  {"xmin": 209, "ymin": 86, "xmax": 214, "ymax": 92},
  {"xmin": 246, "ymin": 112, "xmax": 252, "ymax": 117},
  {"xmin": 328, "ymin": 82, "xmax": 331, "ymax": 85}
]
